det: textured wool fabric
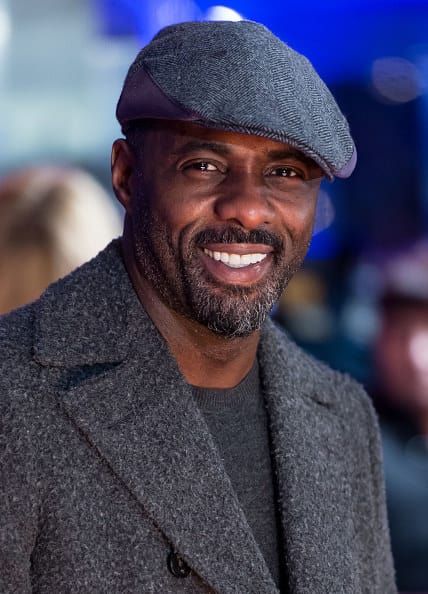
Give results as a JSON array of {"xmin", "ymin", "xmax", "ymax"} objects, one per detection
[
  {"xmin": 116, "ymin": 20, "xmax": 356, "ymax": 179},
  {"xmin": 0, "ymin": 240, "xmax": 396, "ymax": 593},
  {"xmin": 192, "ymin": 361, "xmax": 283, "ymax": 589}
]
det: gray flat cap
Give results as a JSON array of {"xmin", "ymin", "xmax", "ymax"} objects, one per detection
[{"xmin": 116, "ymin": 20, "xmax": 356, "ymax": 179}]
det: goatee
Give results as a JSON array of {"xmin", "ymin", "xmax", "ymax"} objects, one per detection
[{"xmin": 133, "ymin": 211, "xmax": 309, "ymax": 337}]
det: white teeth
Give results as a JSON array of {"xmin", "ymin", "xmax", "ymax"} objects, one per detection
[{"xmin": 203, "ymin": 248, "xmax": 268, "ymax": 268}]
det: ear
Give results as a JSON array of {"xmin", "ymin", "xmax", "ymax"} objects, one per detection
[{"xmin": 111, "ymin": 139, "xmax": 135, "ymax": 214}]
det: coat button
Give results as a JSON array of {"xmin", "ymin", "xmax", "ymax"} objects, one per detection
[{"xmin": 167, "ymin": 550, "xmax": 191, "ymax": 578}]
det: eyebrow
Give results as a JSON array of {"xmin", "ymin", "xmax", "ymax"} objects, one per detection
[
  {"xmin": 172, "ymin": 140, "xmax": 231, "ymax": 157},
  {"xmin": 172, "ymin": 140, "xmax": 317, "ymax": 168}
]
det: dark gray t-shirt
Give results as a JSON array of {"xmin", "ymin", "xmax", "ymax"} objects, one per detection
[{"xmin": 191, "ymin": 361, "xmax": 282, "ymax": 589}]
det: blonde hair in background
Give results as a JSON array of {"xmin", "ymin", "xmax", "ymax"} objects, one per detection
[{"xmin": 0, "ymin": 166, "xmax": 122, "ymax": 314}]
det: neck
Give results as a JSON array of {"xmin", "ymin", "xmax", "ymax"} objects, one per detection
[{"xmin": 122, "ymin": 237, "xmax": 260, "ymax": 389}]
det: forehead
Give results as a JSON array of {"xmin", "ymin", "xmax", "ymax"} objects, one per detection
[{"xmin": 143, "ymin": 120, "xmax": 315, "ymax": 165}]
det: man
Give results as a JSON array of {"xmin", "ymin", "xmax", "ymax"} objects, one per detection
[{"xmin": 0, "ymin": 20, "xmax": 395, "ymax": 593}]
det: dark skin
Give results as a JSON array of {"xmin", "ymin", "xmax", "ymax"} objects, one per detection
[{"xmin": 112, "ymin": 121, "xmax": 323, "ymax": 388}]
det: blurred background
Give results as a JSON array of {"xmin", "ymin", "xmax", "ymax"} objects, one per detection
[{"xmin": 1, "ymin": 0, "xmax": 428, "ymax": 591}]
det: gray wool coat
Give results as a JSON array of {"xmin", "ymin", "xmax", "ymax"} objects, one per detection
[{"xmin": 0, "ymin": 241, "xmax": 396, "ymax": 594}]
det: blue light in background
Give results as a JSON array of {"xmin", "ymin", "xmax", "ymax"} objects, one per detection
[
  {"xmin": 93, "ymin": 0, "xmax": 201, "ymax": 43},
  {"xmin": 419, "ymin": 54, "xmax": 428, "ymax": 233},
  {"xmin": 93, "ymin": 0, "xmax": 428, "ymax": 82}
]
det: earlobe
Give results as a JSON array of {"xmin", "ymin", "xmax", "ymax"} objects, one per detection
[{"xmin": 111, "ymin": 139, "xmax": 135, "ymax": 214}]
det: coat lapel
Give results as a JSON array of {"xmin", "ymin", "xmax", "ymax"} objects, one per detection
[
  {"xmin": 34, "ymin": 241, "xmax": 359, "ymax": 593},
  {"xmin": 259, "ymin": 321, "xmax": 359, "ymax": 593},
  {"xmin": 34, "ymin": 242, "xmax": 278, "ymax": 594}
]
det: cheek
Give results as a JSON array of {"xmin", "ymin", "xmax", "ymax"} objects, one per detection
[
  {"xmin": 150, "ymin": 164, "xmax": 219, "ymax": 215},
  {"xmin": 149, "ymin": 183, "xmax": 213, "ymax": 239},
  {"xmin": 146, "ymin": 195, "xmax": 210, "ymax": 258},
  {"xmin": 276, "ymin": 198, "xmax": 317, "ymax": 240}
]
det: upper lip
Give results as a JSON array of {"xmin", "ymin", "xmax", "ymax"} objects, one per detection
[{"xmin": 199, "ymin": 243, "xmax": 274, "ymax": 255}]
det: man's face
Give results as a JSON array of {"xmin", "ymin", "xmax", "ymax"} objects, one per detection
[{"xmin": 127, "ymin": 121, "xmax": 322, "ymax": 337}]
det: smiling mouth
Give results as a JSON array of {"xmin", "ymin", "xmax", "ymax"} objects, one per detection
[
  {"xmin": 203, "ymin": 248, "xmax": 268, "ymax": 269},
  {"xmin": 197, "ymin": 242, "xmax": 274, "ymax": 286}
]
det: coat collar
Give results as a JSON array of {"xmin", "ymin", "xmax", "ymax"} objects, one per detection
[
  {"xmin": 34, "ymin": 240, "xmax": 146, "ymax": 367},
  {"xmin": 33, "ymin": 241, "xmax": 356, "ymax": 593},
  {"xmin": 33, "ymin": 239, "xmax": 335, "ymax": 407},
  {"xmin": 34, "ymin": 241, "xmax": 278, "ymax": 593},
  {"xmin": 258, "ymin": 327, "xmax": 360, "ymax": 592}
]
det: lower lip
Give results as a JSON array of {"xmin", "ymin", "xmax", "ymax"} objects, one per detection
[{"xmin": 199, "ymin": 250, "xmax": 273, "ymax": 285}]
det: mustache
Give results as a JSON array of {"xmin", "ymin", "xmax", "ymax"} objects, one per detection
[{"xmin": 194, "ymin": 227, "xmax": 283, "ymax": 251}]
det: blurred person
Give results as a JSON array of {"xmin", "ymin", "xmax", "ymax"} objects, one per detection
[
  {"xmin": 372, "ymin": 240, "xmax": 428, "ymax": 592},
  {"xmin": 0, "ymin": 21, "xmax": 396, "ymax": 593},
  {"xmin": 0, "ymin": 166, "xmax": 122, "ymax": 314}
]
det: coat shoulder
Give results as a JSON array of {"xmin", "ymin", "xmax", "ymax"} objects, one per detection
[
  {"xmin": 262, "ymin": 319, "xmax": 375, "ymax": 424},
  {"xmin": 0, "ymin": 304, "xmax": 42, "ymax": 414},
  {"xmin": 0, "ymin": 303, "xmax": 34, "ymax": 359}
]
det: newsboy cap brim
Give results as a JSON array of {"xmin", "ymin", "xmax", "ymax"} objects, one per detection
[{"xmin": 116, "ymin": 20, "xmax": 356, "ymax": 180}]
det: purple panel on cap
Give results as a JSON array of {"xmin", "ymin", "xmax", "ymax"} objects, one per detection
[
  {"xmin": 116, "ymin": 67, "xmax": 200, "ymax": 131},
  {"xmin": 335, "ymin": 147, "xmax": 357, "ymax": 179}
]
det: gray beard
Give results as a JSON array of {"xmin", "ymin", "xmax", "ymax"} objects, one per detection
[
  {"xmin": 180, "ymin": 256, "xmax": 300, "ymax": 337},
  {"xmin": 187, "ymin": 288, "xmax": 280, "ymax": 337},
  {"xmin": 132, "ymin": 208, "xmax": 308, "ymax": 338}
]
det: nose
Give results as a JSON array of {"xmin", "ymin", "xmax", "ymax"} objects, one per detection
[{"xmin": 213, "ymin": 170, "xmax": 275, "ymax": 230}]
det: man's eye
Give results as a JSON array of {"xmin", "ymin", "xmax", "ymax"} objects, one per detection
[
  {"xmin": 269, "ymin": 167, "xmax": 301, "ymax": 178},
  {"xmin": 186, "ymin": 161, "xmax": 217, "ymax": 172}
]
